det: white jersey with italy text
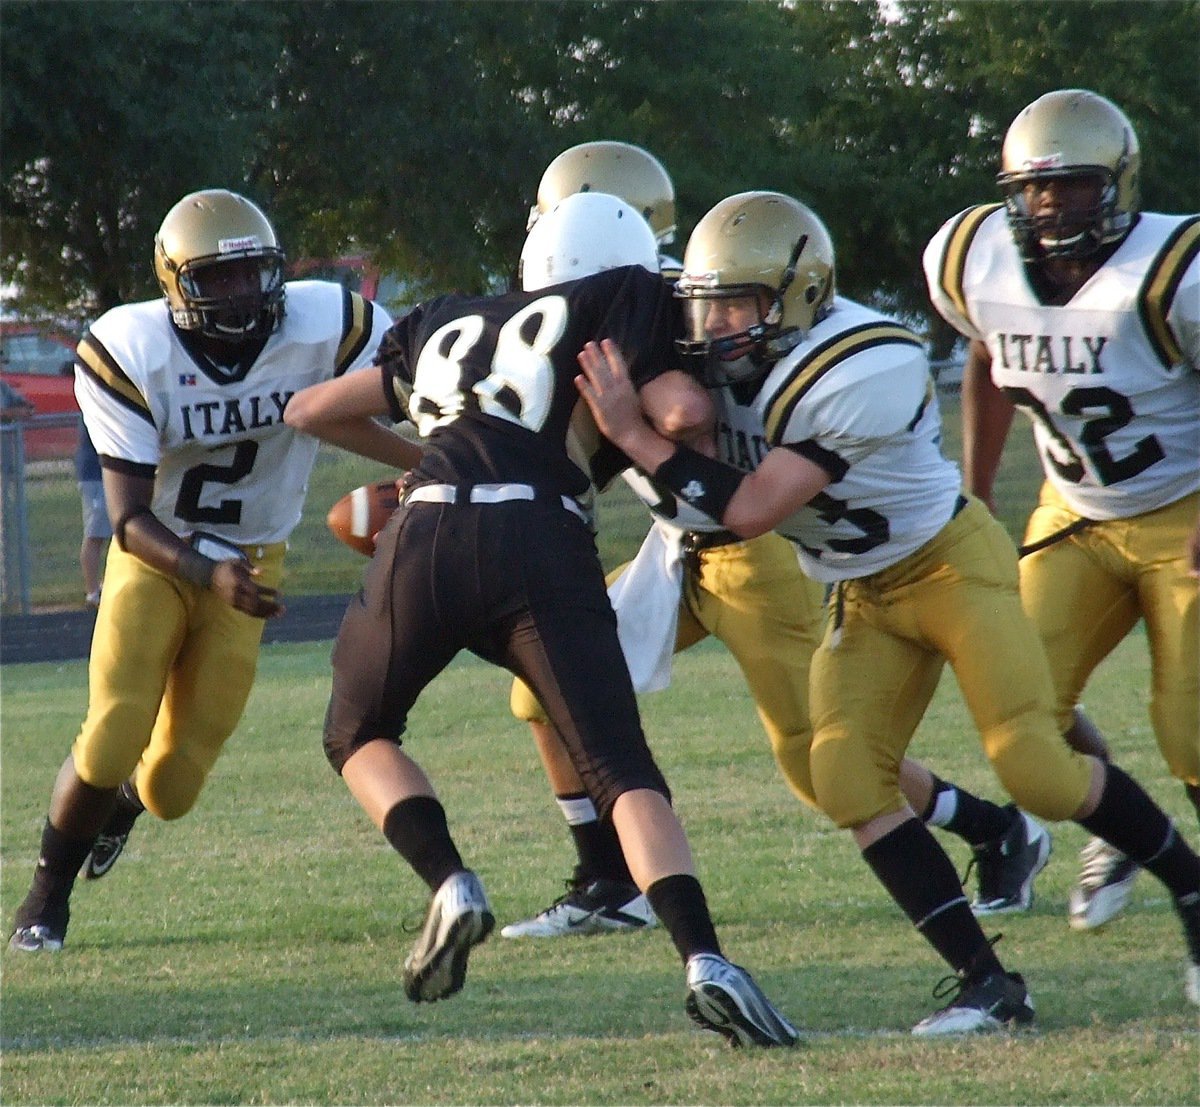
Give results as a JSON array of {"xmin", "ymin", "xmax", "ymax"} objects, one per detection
[
  {"xmin": 924, "ymin": 206, "xmax": 1200, "ymax": 519},
  {"xmin": 712, "ymin": 296, "xmax": 962, "ymax": 583},
  {"xmin": 74, "ymin": 281, "xmax": 391, "ymax": 545}
]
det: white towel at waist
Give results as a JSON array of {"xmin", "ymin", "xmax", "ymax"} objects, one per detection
[{"xmin": 607, "ymin": 519, "xmax": 686, "ymax": 693}]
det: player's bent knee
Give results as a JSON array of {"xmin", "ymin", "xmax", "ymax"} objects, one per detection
[
  {"xmin": 809, "ymin": 736, "xmax": 899, "ymax": 828},
  {"xmin": 138, "ymin": 759, "xmax": 207, "ymax": 821},
  {"xmin": 771, "ymin": 743, "xmax": 820, "ymax": 811},
  {"xmin": 72, "ymin": 710, "xmax": 161, "ymax": 788},
  {"xmin": 988, "ymin": 723, "xmax": 1091, "ymax": 821},
  {"xmin": 587, "ymin": 766, "xmax": 671, "ymax": 822},
  {"xmin": 816, "ymin": 791, "xmax": 899, "ymax": 829},
  {"xmin": 1150, "ymin": 697, "xmax": 1200, "ymax": 783},
  {"xmin": 324, "ymin": 726, "xmax": 367, "ymax": 775},
  {"xmin": 73, "ymin": 748, "xmax": 143, "ymax": 792}
]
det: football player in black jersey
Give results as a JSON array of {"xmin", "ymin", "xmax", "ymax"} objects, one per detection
[{"xmin": 283, "ymin": 192, "xmax": 798, "ymax": 1048}]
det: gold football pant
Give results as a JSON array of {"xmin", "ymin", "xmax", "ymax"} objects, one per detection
[
  {"xmin": 71, "ymin": 540, "xmax": 286, "ymax": 820},
  {"xmin": 510, "ymin": 530, "xmax": 823, "ymax": 804},
  {"xmin": 807, "ymin": 496, "xmax": 1093, "ymax": 829},
  {"xmin": 1020, "ymin": 484, "xmax": 1199, "ymax": 788}
]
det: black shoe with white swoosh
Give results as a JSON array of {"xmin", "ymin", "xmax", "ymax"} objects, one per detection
[{"xmin": 911, "ymin": 970, "xmax": 1035, "ymax": 1036}]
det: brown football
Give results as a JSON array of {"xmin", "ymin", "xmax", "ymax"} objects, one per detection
[{"xmin": 326, "ymin": 479, "xmax": 401, "ymax": 557}]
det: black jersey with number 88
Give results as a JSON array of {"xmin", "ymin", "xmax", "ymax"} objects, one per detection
[{"xmin": 378, "ymin": 265, "xmax": 681, "ymax": 496}]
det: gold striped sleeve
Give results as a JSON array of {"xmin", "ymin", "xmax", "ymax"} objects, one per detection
[
  {"xmin": 1138, "ymin": 216, "xmax": 1200, "ymax": 369},
  {"xmin": 75, "ymin": 330, "xmax": 154, "ymax": 426},
  {"xmin": 335, "ymin": 289, "xmax": 375, "ymax": 376},
  {"xmin": 936, "ymin": 203, "xmax": 1002, "ymax": 325},
  {"xmin": 763, "ymin": 323, "xmax": 924, "ymax": 444}
]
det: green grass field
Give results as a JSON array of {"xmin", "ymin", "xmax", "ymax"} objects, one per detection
[
  {"xmin": 5, "ymin": 388, "xmax": 1196, "ymax": 1103},
  {"xmin": 2, "ymin": 629, "xmax": 1197, "ymax": 1105}
]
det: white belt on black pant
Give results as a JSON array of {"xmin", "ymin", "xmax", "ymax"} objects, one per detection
[{"xmin": 406, "ymin": 482, "xmax": 590, "ymax": 525}]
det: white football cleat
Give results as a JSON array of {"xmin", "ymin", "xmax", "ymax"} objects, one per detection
[
  {"xmin": 1068, "ymin": 837, "xmax": 1139, "ymax": 930},
  {"xmin": 501, "ymin": 878, "xmax": 656, "ymax": 938},
  {"xmin": 402, "ymin": 870, "xmax": 494, "ymax": 1002},
  {"xmin": 685, "ymin": 953, "xmax": 799, "ymax": 1047}
]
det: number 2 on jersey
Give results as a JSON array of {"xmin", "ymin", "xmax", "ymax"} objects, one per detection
[{"xmin": 175, "ymin": 440, "xmax": 259, "ymax": 525}]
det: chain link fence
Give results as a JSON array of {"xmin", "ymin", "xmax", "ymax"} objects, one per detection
[{"xmin": 1, "ymin": 414, "xmax": 82, "ymax": 615}]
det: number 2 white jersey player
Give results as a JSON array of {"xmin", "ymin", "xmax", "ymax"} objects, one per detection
[{"xmin": 10, "ymin": 188, "xmax": 393, "ymax": 955}]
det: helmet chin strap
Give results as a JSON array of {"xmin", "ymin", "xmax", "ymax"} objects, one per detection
[
  {"xmin": 705, "ymin": 321, "xmax": 805, "ymax": 385},
  {"xmin": 703, "ymin": 352, "xmax": 763, "ymax": 386}
]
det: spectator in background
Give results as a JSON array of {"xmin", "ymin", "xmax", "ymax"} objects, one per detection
[{"xmin": 75, "ymin": 420, "xmax": 112, "ymax": 608}]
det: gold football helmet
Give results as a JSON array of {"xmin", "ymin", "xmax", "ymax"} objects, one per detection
[
  {"xmin": 675, "ymin": 191, "xmax": 835, "ymax": 380},
  {"xmin": 528, "ymin": 140, "xmax": 676, "ymax": 246},
  {"xmin": 998, "ymin": 89, "xmax": 1140, "ymax": 260},
  {"xmin": 154, "ymin": 189, "xmax": 286, "ymax": 341}
]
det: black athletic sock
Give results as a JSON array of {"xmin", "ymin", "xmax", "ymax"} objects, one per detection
[
  {"xmin": 1078, "ymin": 764, "xmax": 1200, "ymax": 897},
  {"xmin": 921, "ymin": 774, "xmax": 1014, "ymax": 847},
  {"xmin": 591, "ymin": 815, "xmax": 635, "ymax": 885},
  {"xmin": 13, "ymin": 820, "xmax": 93, "ymax": 930},
  {"xmin": 557, "ymin": 792, "xmax": 634, "ymax": 885},
  {"xmin": 381, "ymin": 796, "xmax": 465, "ymax": 894},
  {"xmin": 645, "ymin": 874, "xmax": 721, "ymax": 964},
  {"xmin": 106, "ymin": 779, "xmax": 146, "ymax": 835},
  {"xmin": 862, "ymin": 818, "xmax": 1004, "ymax": 981}
]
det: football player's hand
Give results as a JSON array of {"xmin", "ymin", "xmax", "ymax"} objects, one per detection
[
  {"xmin": 211, "ymin": 558, "xmax": 285, "ymax": 619},
  {"xmin": 576, "ymin": 340, "xmax": 661, "ymax": 453},
  {"xmin": 576, "ymin": 340, "xmax": 637, "ymax": 440},
  {"xmin": 577, "ymin": 340, "xmax": 678, "ymax": 474}
]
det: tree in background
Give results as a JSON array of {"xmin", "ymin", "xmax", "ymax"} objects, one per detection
[
  {"xmin": 0, "ymin": 1, "xmax": 282, "ymax": 318},
  {"xmin": 783, "ymin": 0, "xmax": 1199, "ymax": 346},
  {"xmin": 258, "ymin": 2, "xmax": 820, "ymax": 296},
  {"xmin": 3, "ymin": 0, "xmax": 1196, "ymax": 334},
  {"xmin": 257, "ymin": 1, "xmax": 551, "ymax": 298}
]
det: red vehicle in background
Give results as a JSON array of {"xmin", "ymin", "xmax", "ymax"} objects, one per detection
[{"xmin": 0, "ymin": 320, "xmax": 80, "ymax": 461}]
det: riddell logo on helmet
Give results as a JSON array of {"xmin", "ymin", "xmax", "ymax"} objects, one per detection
[
  {"xmin": 218, "ymin": 235, "xmax": 263, "ymax": 253},
  {"xmin": 1022, "ymin": 154, "xmax": 1065, "ymax": 171}
]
